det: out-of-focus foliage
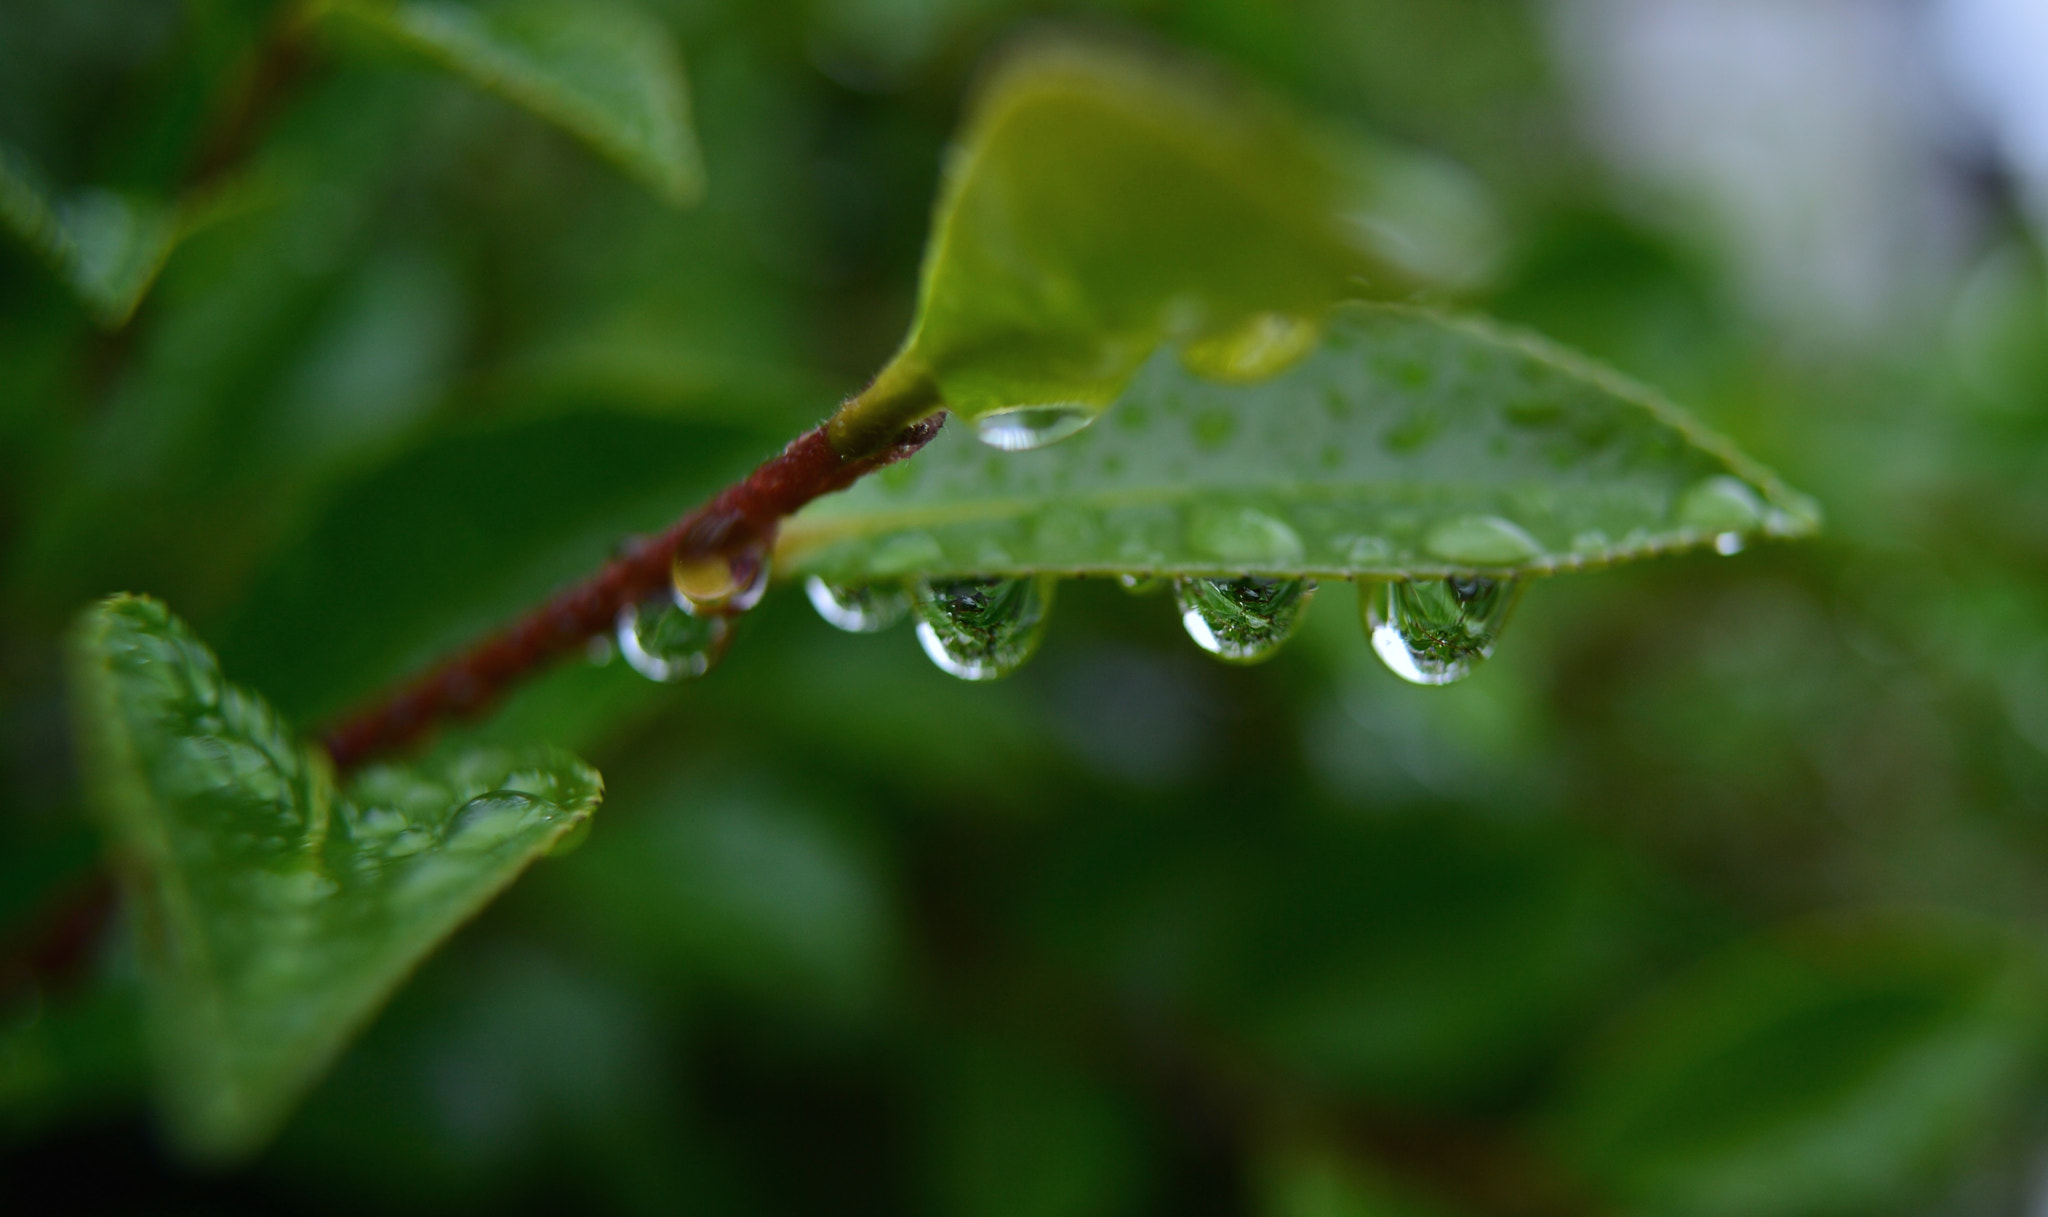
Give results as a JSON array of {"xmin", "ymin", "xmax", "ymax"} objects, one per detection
[
  {"xmin": 71, "ymin": 596, "xmax": 599, "ymax": 1160},
  {"xmin": 5, "ymin": 0, "xmax": 2048, "ymax": 1214}
]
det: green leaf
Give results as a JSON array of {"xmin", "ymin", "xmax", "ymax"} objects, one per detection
[
  {"xmin": 0, "ymin": 144, "xmax": 182, "ymax": 327},
  {"xmin": 834, "ymin": 39, "xmax": 1453, "ymax": 449},
  {"xmin": 1547, "ymin": 917, "xmax": 2048, "ymax": 1217},
  {"xmin": 68, "ymin": 594, "xmax": 602, "ymax": 1160},
  {"xmin": 316, "ymin": 0, "xmax": 704, "ymax": 205},
  {"xmin": 785, "ymin": 303, "xmax": 1819, "ymax": 583}
]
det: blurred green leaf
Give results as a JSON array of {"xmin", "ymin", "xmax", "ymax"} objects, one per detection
[
  {"xmin": 1548, "ymin": 917, "xmax": 2048, "ymax": 1217},
  {"xmin": 924, "ymin": 1037, "xmax": 1154, "ymax": 1217},
  {"xmin": 68, "ymin": 594, "xmax": 602, "ymax": 1160},
  {"xmin": 0, "ymin": 143, "xmax": 182, "ymax": 326},
  {"xmin": 789, "ymin": 304, "xmax": 1817, "ymax": 583},
  {"xmin": 837, "ymin": 38, "xmax": 1437, "ymax": 444},
  {"xmin": 315, "ymin": 0, "xmax": 704, "ymax": 205},
  {"xmin": 1255, "ymin": 1142, "xmax": 1467, "ymax": 1217}
]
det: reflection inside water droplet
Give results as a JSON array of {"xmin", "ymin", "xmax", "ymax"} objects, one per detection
[
  {"xmin": 672, "ymin": 544, "xmax": 770, "ymax": 615},
  {"xmin": 1175, "ymin": 576, "xmax": 1315, "ymax": 664},
  {"xmin": 1363, "ymin": 576, "xmax": 1521, "ymax": 686},
  {"xmin": 617, "ymin": 595, "xmax": 728, "ymax": 682},
  {"xmin": 912, "ymin": 576, "xmax": 1053, "ymax": 680},
  {"xmin": 806, "ymin": 576, "xmax": 911, "ymax": 633},
  {"xmin": 974, "ymin": 405, "xmax": 1095, "ymax": 451},
  {"xmin": 1179, "ymin": 573, "xmax": 1318, "ymax": 659}
]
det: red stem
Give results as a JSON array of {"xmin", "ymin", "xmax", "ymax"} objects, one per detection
[{"xmin": 318, "ymin": 415, "xmax": 944, "ymax": 771}]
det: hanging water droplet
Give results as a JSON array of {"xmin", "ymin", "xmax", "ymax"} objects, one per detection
[
  {"xmin": 912, "ymin": 576, "xmax": 1054, "ymax": 681},
  {"xmin": 975, "ymin": 405, "xmax": 1096, "ymax": 451},
  {"xmin": 1117, "ymin": 573, "xmax": 1165, "ymax": 595},
  {"xmin": 671, "ymin": 544, "xmax": 770, "ymax": 615},
  {"xmin": 805, "ymin": 576, "xmax": 911, "ymax": 633},
  {"xmin": 1187, "ymin": 504, "xmax": 1306, "ymax": 565},
  {"xmin": 1363, "ymin": 577, "xmax": 1521, "ymax": 686},
  {"xmin": 616, "ymin": 596, "xmax": 728, "ymax": 682},
  {"xmin": 1176, "ymin": 576, "xmax": 1316, "ymax": 664}
]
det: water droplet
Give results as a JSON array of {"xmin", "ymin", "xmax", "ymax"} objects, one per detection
[
  {"xmin": 445, "ymin": 792, "xmax": 543, "ymax": 851},
  {"xmin": 1176, "ymin": 576, "xmax": 1315, "ymax": 664},
  {"xmin": 1676, "ymin": 475, "xmax": 1764, "ymax": 534},
  {"xmin": 1342, "ymin": 534, "xmax": 1393, "ymax": 566},
  {"xmin": 805, "ymin": 576, "xmax": 911, "ymax": 633},
  {"xmin": 868, "ymin": 530, "xmax": 945, "ymax": 575},
  {"xmin": 975, "ymin": 405, "xmax": 1095, "ymax": 451},
  {"xmin": 1180, "ymin": 312, "xmax": 1321, "ymax": 382},
  {"xmin": 1118, "ymin": 574, "xmax": 1165, "ymax": 595},
  {"xmin": 1423, "ymin": 515, "xmax": 1541, "ymax": 566},
  {"xmin": 912, "ymin": 576, "xmax": 1054, "ymax": 681},
  {"xmin": 1713, "ymin": 532, "xmax": 1744, "ymax": 556},
  {"xmin": 1187, "ymin": 505, "xmax": 1305, "ymax": 565},
  {"xmin": 1363, "ymin": 577, "xmax": 1521, "ymax": 686},
  {"xmin": 671, "ymin": 544, "xmax": 769, "ymax": 615},
  {"xmin": 616, "ymin": 595, "xmax": 728, "ymax": 682}
]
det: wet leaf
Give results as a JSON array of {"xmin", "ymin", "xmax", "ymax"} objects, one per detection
[
  {"xmin": 835, "ymin": 38, "xmax": 1482, "ymax": 446},
  {"xmin": 68, "ymin": 595, "xmax": 602, "ymax": 1160},
  {"xmin": 1547, "ymin": 917, "xmax": 2048, "ymax": 1217},
  {"xmin": 316, "ymin": 0, "xmax": 704, "ymax": 205},
  {"xmin": 787, "ymin": 303, "xmax": 1818, "ymax": 583}
]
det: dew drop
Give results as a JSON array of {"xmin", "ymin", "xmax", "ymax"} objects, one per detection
[
  {"xmin": 1676, "ymin": 475, "xmax": 1764, "ymax": 534},
  {"xmin": 912, "ymin": 576, "xmax": 1054, "ymax": 681},
  {"xmin": 1176, "ymin": 576, "xmax": 1315, "ymax": 664},
  {"xmin": 1187, "ymin": 505, "xmax": 1306, "ymax": 565},
  {"xmin": 671, "ymin": 544, "xmax": 769, "ymax": 615},
  {"xmin": 1423, "ymin": 515, "xmax": 1541, "ymax": 566},
  {"xmin": 1179, "ymin": 312, "xmax": 1321, "ymax": 382},
  {"xmin": 805, "ymin": 576, "xmax": 911, "ymax": 633},
  {"xmin": 617, "ymin": 595, "xmax": 728, "ymax": 682},
  {"xmin": 444, "ymin": 792, "xmax": 542, "ymax": 852},
  {"xmin": 975, "ymin": 405, "xmax": 1095, "ymax": 451},
  {"xmin": 1363, "ymin": 577, "xmax": 1521, "ymax": 686},
  {"xmin": 1714, "ymin": 532, "xmax": 1745, "ymax": 556}
]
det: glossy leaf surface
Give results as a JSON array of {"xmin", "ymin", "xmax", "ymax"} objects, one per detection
[
  {"xmin": 69, "ymin": 595, "xmax": 602, "ymax": 1159},
  {"xmin": 837, "ymin": 39, "xmax": 1456, "ymax": 443},
  {"xmin": 787, "ymin": 303, "xmax": 1818, "ymax": 582},
  {"xmin": 317, "ymin": 0, "xmax": 703, "ymax": 205}
]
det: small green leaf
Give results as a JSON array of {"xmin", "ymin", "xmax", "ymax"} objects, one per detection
[
  {"xmin": 316, "ymin": 0, "xmax": 704, "ymax": 205},
  {"xmin": 784, "ymin": 303, "xmax": 1819, "ymax": 582},
  {"xmin": 69, "ymin": 595, "xmax": 602, "ymax": 1160},
  {"xmin": 0, "ymin": 145, "xmax": 182, "ymax": 327},
  {"xmin": 834, "ymin": 39, "xmax": 1452, "ymax": 449},
  {"xmin": 1547, "ymin": 918, "xmax": 2048, "ymax": 1217}
]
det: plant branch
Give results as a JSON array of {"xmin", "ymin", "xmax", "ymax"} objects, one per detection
[{"xmin": 318, "ymin": 414, "xmax": 946, "ymax": 770}]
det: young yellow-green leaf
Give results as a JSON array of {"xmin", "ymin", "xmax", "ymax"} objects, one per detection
[
  {"xmin": 1546, "ymin": 918, "xmax": 2048, "ymax": 1217},
  {"xmin": 833, "ymin": 39, "xmax": 1456, "ymax": 452},
  {"xmin": 316, "ymin": 0, "xmax": 703, "ymax": 205},
  {"xmin": 783, "ymin": 303, "xmax": 1819, "ymax": 583},
  {"xmin": 69, "ymin": 595, "xmax": 602, "ymax": 1161},
  {"xmin": 0, "ymin": 145, "xmax": 182, "ymax": 327}
]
